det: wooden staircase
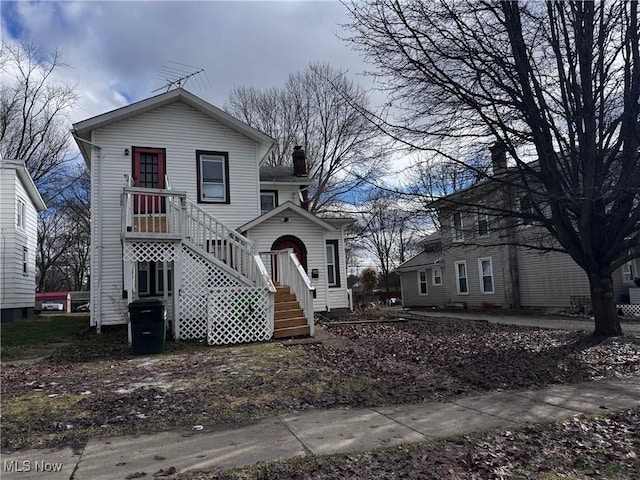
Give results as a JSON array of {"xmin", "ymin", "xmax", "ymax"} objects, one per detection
[{"xmin": 273, "ymin": 285, "xmax": 310, "ymax": 339}]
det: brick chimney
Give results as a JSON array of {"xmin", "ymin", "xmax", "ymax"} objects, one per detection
[
  {"xmin": 490, "ymin": 142, "xmax": 508, "ymax": 175},
  {"xmin": 292, "ymin": 145, "xmax": 307, "ymax": 177}
]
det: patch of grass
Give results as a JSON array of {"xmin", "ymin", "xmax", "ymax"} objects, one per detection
[{"xmin": 1, "ymin": 316, "xmax": 89, "ymax": 359}]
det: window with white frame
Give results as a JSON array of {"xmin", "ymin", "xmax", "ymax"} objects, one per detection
[
  {"xmin": 432, "ymin": 267, "xmax": 442, "ymax": 286},
  {"xmin": 455, "ymin": 260, "xmax": 469, "ymax": 294},
  {"xmin": 197, "ymin": 150, "xmax": 229, "ymax": 203},
  {"xmin": 478, "ymin": 257, "xmax": 495, "ymax": 294},
  {"xmin": 622, "ymin": 261, "xmax": 635, "ymax": 284},
  {"xmin": 260, "ymin": 191, "xmax": 277, "ymax": 214},
  {"xmin": 22, "ymin": 247, "xmax": 28, "ymax": 275},
  {"xmin": 16, "ymin": 198, "xmax": 26, "ymax": 229},
  {"xmin": 418, "ymin": 271, "xmax": 428, "ymax": 295},
  {"xmin": 452, "ymin": 211, "xmax": 464, "ymax": 241},
  {"xmin": 326, "ymin": 240, "xmax": 340, "ymax": 287},
  {"xmin": 477, "ymin": 207, "xmax": 489, "ymax": 237}
]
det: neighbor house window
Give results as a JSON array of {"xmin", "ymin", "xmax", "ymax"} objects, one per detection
[
  {"xmin": 418, "ymin": 271, "xmax": 428, "ymax": 295},
  {"xmin": 432, "ymin": 267, "xmax": 442, "ymax": 286},
  {"xmin": 622, "ymin": 261, "xmax": 635, "ymax": 284},
  {"xmin": 520, "ymin": 197, "xmax": 534, "ymax": 225},
  {"xmin": 197, "ymin": 150, "xmax": 229, "ymax": 203},
  {"xmin": 22, "ymin": 247, "xmax": 27, "ymax": 275},
  {"xmin": 326, "ymin": 240, "xmax": 340, "ymax": 287},
  {"xmin": 477, "ymin": 207, "xmax": 489, "ymax": 237},
  {"xmin": 455, "ymin": 260, "xmax": 469, "ymax": 294},
  {"xmin": 478, "ymin": 257, "xmax": 495, "ymax": 294},
  {"xmin": 16, "ymin": 198, "xmax": 26, "ymax": 229},
  {"xmin": 452, "ymin": 211, "xmax": 464, "ymax": 242},
  {"xmin": 260, "ymin": 191, "xmax": 277, "ymax": 214}
]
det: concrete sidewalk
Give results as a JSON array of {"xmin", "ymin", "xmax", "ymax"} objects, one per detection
[
  {"xmin": 407, "ymin": 309, "xmax": 640, "ymax": 334},
  {"xmin": 2, "ymin": 376, "xmax": 638, "ymax": 480}
]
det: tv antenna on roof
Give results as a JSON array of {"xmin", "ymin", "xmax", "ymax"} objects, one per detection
[{"xmin": 153, "ymin": 61, "xmax": 211, "ymax": 93}]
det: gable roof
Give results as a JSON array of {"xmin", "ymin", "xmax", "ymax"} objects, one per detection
[
  {"xmin": 72, "ymin": 88, "xmax": 275, "ymax": 163},
  {"xmin": 239, "ymin": 201, "xmax": 337, "ymax": 232},
  {"xmin": 396, "ymin": 250, "xmax": 442, "ymax": 272},
  {"xmin": 0, "ymin": 157, "xmax": 47, "ymax": 211}
]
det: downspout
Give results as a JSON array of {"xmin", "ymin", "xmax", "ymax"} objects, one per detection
[{"xmin": 74, "ymin": 134, "xmax": 103, "ymax": 332}]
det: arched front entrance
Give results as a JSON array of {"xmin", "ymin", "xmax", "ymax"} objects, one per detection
[{"xmin": 271, "ymin": 235, "xmax": 307, "ymax": 282}]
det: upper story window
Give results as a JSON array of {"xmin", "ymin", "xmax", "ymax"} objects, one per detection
[
  {"xmin": 196, "ymin": 150, "xmax": 229, "ymax": 204},
  {"xmin": 622, "ymin": 261, "xmax": 635, "ymax": 284},
  {"xmin": 477, "ymin": 207, "xmax": 489, "ymax": 237},
  {"xmin": 16, "ymin": 197, "xmax": 26, "ymax": 229},
  {"xmin": 520, "ymin": 196, "xmax": 534, "ymax": 225},
  {"xmin": 452, "ymin": 211, "xmax": 464, "ymax": 242},
  {"xmin": 260, "ymin": 191, "xmax": 278, "ymax": 215}
]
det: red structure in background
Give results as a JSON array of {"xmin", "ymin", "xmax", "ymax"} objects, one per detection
[{"xmin": 36, "ymin": 292, "xmax": 71, "ymax": 312}]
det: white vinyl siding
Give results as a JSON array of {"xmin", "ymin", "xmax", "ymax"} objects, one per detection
[
  {"xmin": 455, "ymin": 260, "xmax": 469, "ymax": 294},
  {"xmin": 418, "ymin": 271, "xmax": 428, "ymax": 295},
  {"xmin": 478, "ymin": 257, "xmax": 495, "ymax": 294},
  {"xmin": 91, "ymin": 101, "xmax": 263, "ymax": 326},
  {"xmin": 0, "ymin": 163, "xmax": 40, "ymax": 312}
]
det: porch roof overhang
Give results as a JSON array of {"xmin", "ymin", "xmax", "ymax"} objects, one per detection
[
  {"xmin": 239, "ymin": 201, "xmax": 338, "ymax": 233},
  {"xmin": 396, "ymin": 250, "xmax": 442, "ymax": 272},
  {"xmin": 71, "ymin": 88, "xmax": 276, "ymax": 165}
]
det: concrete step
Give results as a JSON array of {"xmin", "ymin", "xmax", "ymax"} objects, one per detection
[
  {"xmin": 275, "ymin": 308, "xmax": 305, "ymax": 320},
  {"xmin": 273, "ymin": 325, "xmax": 310, "ymax": 339},
  {"xmin": 275, "ymin": 317, "xmax": 308, "ymax": 329}
]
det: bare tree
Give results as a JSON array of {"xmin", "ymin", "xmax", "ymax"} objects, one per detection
[
  {"xmin": 0, "ymin": 40, "xmax": 78, "ymax": 192},
  {"xmin": 226, "ymin": 62, "xmax": 388, "ymax": 215},
  {"xmin": 355, "ymin": 192, "xmax": 421, "ymax": 292},
  {"xmin": 345, "ymin": 1, "xmax": 640, "ymax": 336},
  {"xmin": 36, "ymin": 164, "xmax": 91, "ymax": 292}
]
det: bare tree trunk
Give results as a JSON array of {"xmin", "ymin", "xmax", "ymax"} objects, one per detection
[{"xmin": 589, "ymin": 274, "xmax": 622, "ymax": 337}]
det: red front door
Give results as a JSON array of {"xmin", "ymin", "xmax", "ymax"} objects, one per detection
[
  {"xmin": 133, "ymin": 147, "xmax": 165, "ymax": 213},
  {"xmin": 271, "ymin": 236, "xmax": 307, "ymax": 282}
]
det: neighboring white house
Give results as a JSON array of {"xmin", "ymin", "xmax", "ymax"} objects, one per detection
[
  {"xmin": 0, "ymin": 156, "xmax": 47, "ymax": 321},
  {"xmin": 72, "ymin": 88, "xmax": 352, "ymax": 344}
]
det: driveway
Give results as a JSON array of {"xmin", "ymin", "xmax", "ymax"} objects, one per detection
[{"xmin": 407, "ymin": 309, "xmax": 640, "ymax": 335}]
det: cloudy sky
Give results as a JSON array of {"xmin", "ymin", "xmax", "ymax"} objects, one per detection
[{"xmin": 1, "ymin": 0, "xmax": 370, "ymax": 123}]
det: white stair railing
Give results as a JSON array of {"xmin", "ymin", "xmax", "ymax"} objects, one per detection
[
  {"xmin": 182, "ymin": 197, "xmax": 274, "ymax": 290},
  {"xmin": 263, "ymin": 249, "xmax": 315, "ymax": 336}
]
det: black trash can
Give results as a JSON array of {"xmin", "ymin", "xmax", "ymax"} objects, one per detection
[{"xmin": 128, "ymin": 299, "xmax": 165, "ymax": 354}]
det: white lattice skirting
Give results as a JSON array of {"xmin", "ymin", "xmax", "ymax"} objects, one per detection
[
  {"xmin": 618, "ymin": 304, "xmax": 640, "ymax": 318},
  {"xmin": 123, "ymin": 241, "xmax": 180, "ymax": 262},
  {"xmin": 208, "ymin": 287, "xmax": 274, "ymax": 345},
  {"xmin": 178, "ymin": 244, "xmax": 274, "ymax": 343}
]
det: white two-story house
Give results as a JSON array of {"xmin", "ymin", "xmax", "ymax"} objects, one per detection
[
  {"xmin": 0, "ymin": 156, "xmax": 47, "ymax": 321},
  {"xmin": 72, "ymin": 88, "xmax": 352, "ymax": 344}
]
